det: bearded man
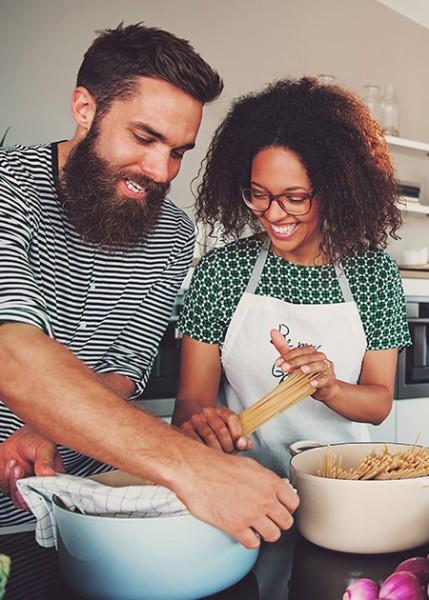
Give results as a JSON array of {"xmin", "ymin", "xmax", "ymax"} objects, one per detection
[{"xmin": 0, "ymin": 23, "xmax": 298, "ymax": 548}]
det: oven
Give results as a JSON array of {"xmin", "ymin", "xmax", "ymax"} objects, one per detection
[
  {"xmin": 140, "ymin": 293, "xmax": 184, "ymax": 402},
  {"xmin": 395, "ymin": 296, "xmax": 429, "ymax": 399}
]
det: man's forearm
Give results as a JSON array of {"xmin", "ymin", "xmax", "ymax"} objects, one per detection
[
  {"xmin": 96, "ymin": 372, "xmax": 136, "ymax": 400},
  {"xmin": 0, "ymin": 323, "xmax": 200, "ymax": 488}
]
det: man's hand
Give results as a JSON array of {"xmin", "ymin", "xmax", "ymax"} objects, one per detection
[
  {"xmin": 0, "ymin": 426, "xmax": 64, "ymax": 510},
  {"xmin": 172, "ymin": 447, "xmax": 299, "ymax": 549}
]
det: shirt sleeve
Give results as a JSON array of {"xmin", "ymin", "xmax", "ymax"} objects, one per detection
[
  {"xmin": 363, "ymin": 252, "xmax": 411, "ymax": 351},
  {"xmin": 94, "ymin": 221, "xmax": 195, "ymax": 399},
  {"xmin": 0, "ymin": 164, "xmax": 54, "ymax": 336},
  {"xmin": 178, "ymin": 251, "xmax": 226, "ymax": 345}
]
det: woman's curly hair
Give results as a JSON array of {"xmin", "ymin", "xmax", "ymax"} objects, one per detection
[{"xmin": 195, "ymin": 77, "xmax": 402, "ymax": 261}]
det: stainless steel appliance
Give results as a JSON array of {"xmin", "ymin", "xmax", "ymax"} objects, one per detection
[{"xmin": 395, "ymin": 296, "xmax": 429, "ymax": 398}]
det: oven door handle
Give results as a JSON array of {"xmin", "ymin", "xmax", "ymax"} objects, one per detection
[{"xmin": 408, "ymin": 318, "xmax": 429, "ymax": 324}]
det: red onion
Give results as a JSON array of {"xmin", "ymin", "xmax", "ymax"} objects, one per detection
[
  {"xmin": 394, "ymin": 556, "xmax": 429, "ymax": 586},
  {"xmin": 342, "ymin": 578, "xmax": 379, "ymax": 599},
  {"xmin": 379, "ymin": 571, "xmax": 425, "ymax": 600}
]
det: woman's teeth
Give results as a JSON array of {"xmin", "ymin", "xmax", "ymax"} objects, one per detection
[{"xmin": 271, "ymin": 223, "xmax": 298, "ymax": 235}]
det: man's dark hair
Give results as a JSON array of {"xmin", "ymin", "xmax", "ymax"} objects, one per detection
[
  {"xmin": 196, "ymin": 77, "xmax": 402, "ymax": 262},
  {"xmin": 77, "ymin": 22, "xmax": 223, "ymax": 114}
]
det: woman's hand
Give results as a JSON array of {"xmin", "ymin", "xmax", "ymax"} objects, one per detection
[
  {"xmin": 271, "ymin": 329, "xmax": 339, "ymax": 403},
  {"xmin": 179, "ymin": 406, "xmax": 253, "ymax": 453}
]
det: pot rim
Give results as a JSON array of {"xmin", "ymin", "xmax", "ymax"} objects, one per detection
[
  {"xmin": 52, "ymin": 495, "xmax": 195, "ymax": 523},
  {"xmin": 290, "ymin": 441, "xmax": 429, "ymax": 483}
]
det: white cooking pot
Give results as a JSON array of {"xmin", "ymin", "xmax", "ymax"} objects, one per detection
[{"xmin": 290, "ymin": 442, "xmax": 429, "ymax": 554}]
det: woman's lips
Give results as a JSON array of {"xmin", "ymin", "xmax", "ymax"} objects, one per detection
[{"xmin": 269, "ymin": 222, "xmax": 299, "ymax": 239}]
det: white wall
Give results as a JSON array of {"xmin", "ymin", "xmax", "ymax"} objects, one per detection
[
  {"xmin": 378, "ymin": 0, "xmax": 429, "ymax": 29},
  {"xmin": 1, "ymin": 0, "xmax": 429, "ymax": 244}
]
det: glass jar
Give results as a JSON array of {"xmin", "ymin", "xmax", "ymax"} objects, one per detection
[
  {"xmin": 362, "ymin": 85, "xmax": 382, "ymax": 124},
  {"xmin": 381, "ymin": 84, "xmax": 400, "ymax": 137},
  {"xmin": 318, "ymin": 74, "xmax": 336, "ymax": 85}
]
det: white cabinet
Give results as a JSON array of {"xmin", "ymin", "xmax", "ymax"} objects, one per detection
[
  {"xmin": 368, "ymin": 403, "xmax": 397, "ymax": 443},
  {"xmin": 135, "ymin": 397, "xmax": 174, "ymax": 423},
  {"xmin": 386, "ymin": 135, "xmax": 429, "ymax": 215},
  {"xmin": 369, "ymin": 398, "xmax": 429, "ymax": 445},
  {"xmin": 396, "ymin": 397, "xmax": 429, "ymax": 446}
]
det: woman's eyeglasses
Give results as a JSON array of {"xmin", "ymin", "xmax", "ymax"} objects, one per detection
[{"xmin": 241, "ymin": 187, "xmax": 315, "ymax": 216}]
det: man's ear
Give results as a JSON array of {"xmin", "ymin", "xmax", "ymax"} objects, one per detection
[{"xmin": 70, "ymin": 87, "xmax": 96, "ymax": 131}]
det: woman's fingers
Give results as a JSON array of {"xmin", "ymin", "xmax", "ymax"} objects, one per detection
[
  {"xmin": 223, "ymin": 410, "xmax": 253, "ymax": 451},
  {"xmin": 235, "ymin": 436, "xmax": 253, "ymax": 451},
  {"xmin": 201, "ymin": 408, "xmax": 238, "ymax": 453},
  {"xmin": 189, "ymin": 412, "xmax": 226, "ymax": 451},
  {"xmin": 270, "ymin": 329, "xmax": 290, "ymax": 356},
  {"xmin": 179, "ymin": 421, "xmax": 204, "ymax": 444},
  {"xmin": 278, "ymin": 351, "xmax": 333, "ymax": 375},
  {"xmin": 181, "ymin": 408, "xmax": 249, "ymax": 454}
]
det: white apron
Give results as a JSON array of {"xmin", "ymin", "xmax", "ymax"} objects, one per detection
[{"xmin": 220, "ymin": 236, "xmax": 370, "ymax": 476}]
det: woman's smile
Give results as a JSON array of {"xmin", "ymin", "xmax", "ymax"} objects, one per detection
[{"xmin": 268, "ymin": 221, "xmax": 300, "ymax": 240}]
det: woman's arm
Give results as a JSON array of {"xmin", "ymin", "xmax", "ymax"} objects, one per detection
[
  {"xmin": 271, "ymin": 330, "xmax": 397, "ymax": 425},
  {"xmin": 320, "ymin": 348, "xmax": 397, "ymax": 424},
  {"xmin": 173, "ymin": 336, "xmax": 251, "ymax": 452},
  {"xmin": 173, "ymin": 336, "xmax": 222, "ymax": 424}
]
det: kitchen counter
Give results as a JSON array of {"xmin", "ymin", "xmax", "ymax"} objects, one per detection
[{"xmin": 2, "ymin": 529, "xmax": 428, "ymax": 600}]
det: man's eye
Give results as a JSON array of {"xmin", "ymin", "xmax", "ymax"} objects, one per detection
[
  {"xmin": 133, "ymin": 133, "xmax": 152, "ymax": 145},
  {"xmin": 172, "ymin": 150, "xmax": 185, "ymax": 160}
]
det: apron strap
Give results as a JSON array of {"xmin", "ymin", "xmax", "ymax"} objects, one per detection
[
  {"xmin": 333, "ymin": 262, "xmax": 354, "ymax": 302},
  {"xmin": 245, "ymin": 235, "xmax": 271, "ymax": 294},
  {"xmin": 246, "ymin": 235, "xmax": 355, "ymax": 303}
]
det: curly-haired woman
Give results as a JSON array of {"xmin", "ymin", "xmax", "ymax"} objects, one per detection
[{"xmin": 173, "ymin": 77, "xmax": 411, "ymax": 476}]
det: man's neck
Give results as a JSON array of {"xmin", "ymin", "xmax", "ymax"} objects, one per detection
[{"xmin": 57, "ymin": 140, "xmax": 74, "ymax": 173}]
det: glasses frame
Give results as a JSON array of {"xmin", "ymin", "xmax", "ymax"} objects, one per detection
[{"xmin": 241, "ymin": 187, "xmax": 316, "ymax": 216}]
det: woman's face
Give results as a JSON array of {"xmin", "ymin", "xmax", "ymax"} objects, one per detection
[{"xmin": 250, "ymin": 147, "xmax": 322, "ymax": 264}]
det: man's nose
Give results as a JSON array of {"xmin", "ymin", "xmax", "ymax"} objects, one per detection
[{"xmin": 139, "ymin": 149, "xmax": 171, "ymax": 184}]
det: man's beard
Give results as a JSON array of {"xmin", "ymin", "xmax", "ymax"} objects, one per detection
[{"xmin": 58, "ymin": 124, "xmax": 169, "ymax": 251}]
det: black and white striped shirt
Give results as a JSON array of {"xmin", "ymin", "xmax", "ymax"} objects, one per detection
[{"xmin": 0, "ymin": 143, "xmax": 195, "ymax": 526}]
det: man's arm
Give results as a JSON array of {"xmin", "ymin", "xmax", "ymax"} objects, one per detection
[
  {"xmin": 96, "ymin": 372, "xmax": 136, "ymax": 400},
  {"xmin": 0, "ymin": 322, "xmax": 299, "ymax": 548},
  {"xmin": 0, "ymin": 371, "xmax": 134, "ymax": 508}
]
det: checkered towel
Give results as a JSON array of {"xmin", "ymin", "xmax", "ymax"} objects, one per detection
[{"xmin": 17, "ymin": 474, "xmax": 189, "ymax": 548}]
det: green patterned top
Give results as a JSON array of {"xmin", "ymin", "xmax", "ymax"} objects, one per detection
[{"xmin": 179, "ymin": 235, "xmax": 411, "ymax": 350}]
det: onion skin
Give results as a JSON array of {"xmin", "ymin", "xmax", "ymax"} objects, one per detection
[
  {"xmin": 342, "ymin": 578, "xmax": 379, "ymax": 599},
  {"xmin": 379, "ymin": 571, "xmax": 425, "ymax": 600},
  {"xmin": 394, "ymin": 557, "xmax": 429, "ymax": 586}
]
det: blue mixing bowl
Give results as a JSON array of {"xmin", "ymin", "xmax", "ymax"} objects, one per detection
[{"xmin": 53, "ymin": 497, "xmax": 259, "ymax": 600}]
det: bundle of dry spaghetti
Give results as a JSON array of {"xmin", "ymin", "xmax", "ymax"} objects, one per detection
[
  {"xmin": 318, "ymin": 444, "xmax": 429, "ymax": 480},
  {"xmin": 239, "ymin": 370, "xmax": 315, "ymax": 436}
]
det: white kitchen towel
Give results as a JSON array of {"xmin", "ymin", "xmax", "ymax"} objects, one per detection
[{"xmin": 17, "ymin": 474, "xmax": 189, "ymax": 548}]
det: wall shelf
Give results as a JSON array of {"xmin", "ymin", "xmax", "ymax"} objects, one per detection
[
  {"xmin": 386, "ymin": 135, "xmax": 429, "ymax": 155},
  {"xmin": 399, "ymin": 198, "xmax": 429, "ymax": 215}
]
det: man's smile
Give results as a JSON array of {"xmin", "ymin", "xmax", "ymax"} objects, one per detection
[{"xmin": 121, "ymin": 177, "xmax": 148, "ymax": 199}]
